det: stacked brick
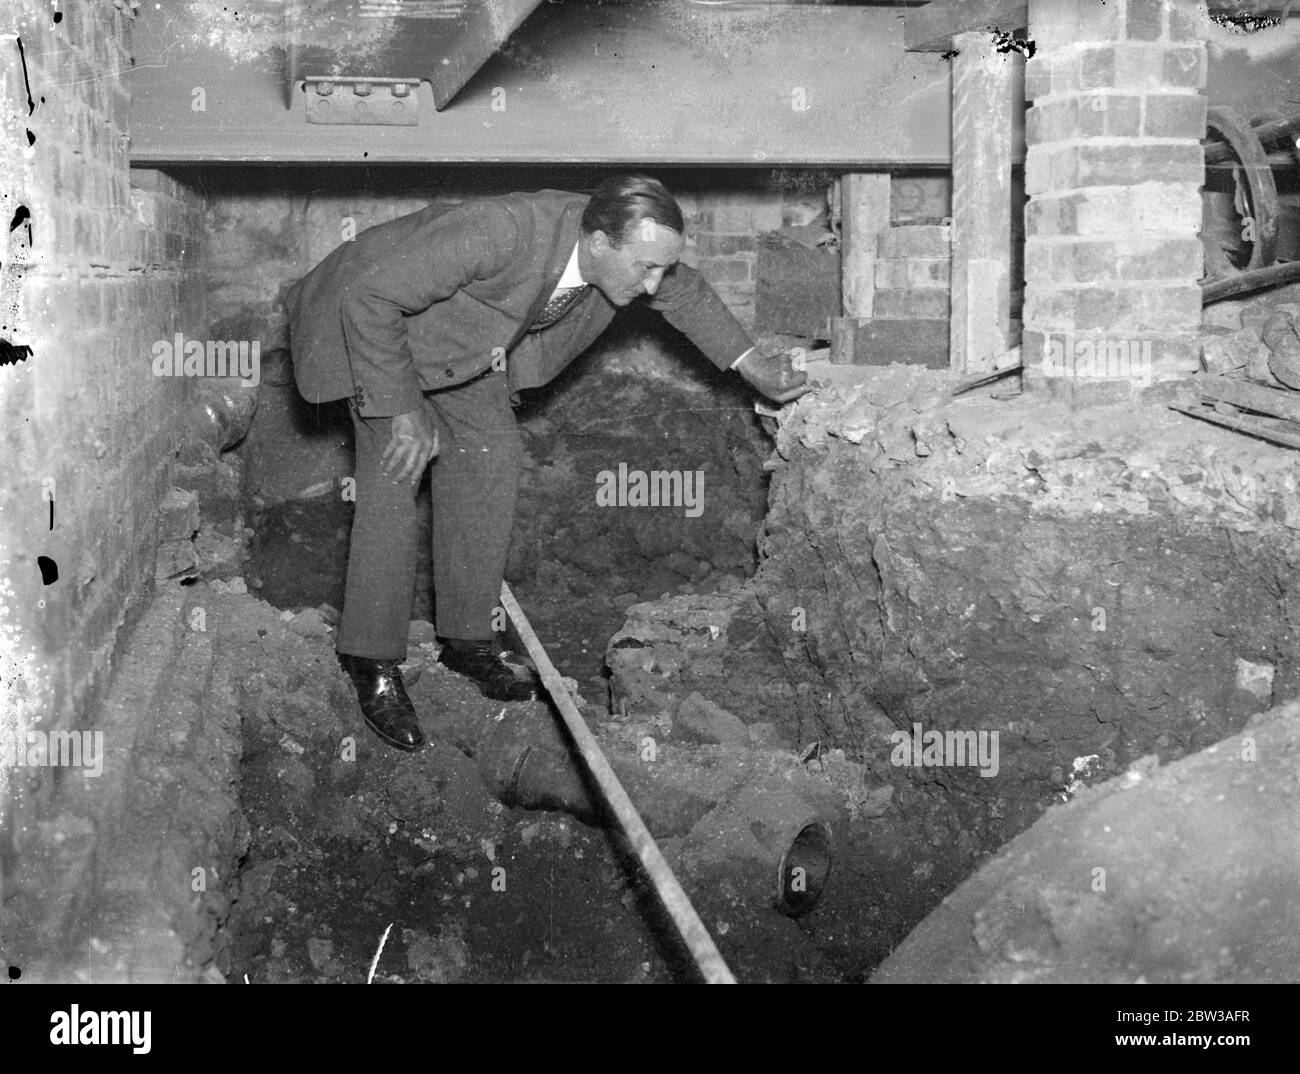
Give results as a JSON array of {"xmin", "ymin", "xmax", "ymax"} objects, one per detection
[
  {"xmin": 1022, "ymin": 0, "xmax": 1207, "ymax": 395},
  {"xmin": 684, "ymin": 187, "xmax": 785, "ymax": 329},
  {"xmin": 874, "ymin": 225, "xmax": 952, "ymax": 321}
]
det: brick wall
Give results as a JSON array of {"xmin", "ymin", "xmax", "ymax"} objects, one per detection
[
  {"xmin": 681, "ymin": 173, "xmax": 954, "ymax": 329},
  {"xmin": 196, "ymin": 168, "xmax": 835, "ymax": 343},
  {"xmin": 0, "ymin": 1, "xmax": 206, "ymax": 826},
  {"xmin": 679, "ymin": 180, "xmax": 788, "ymax": 328},
  {"xmin": 874, "ymin": 225, "xmax": 953, "ymax": 321},
  {"xmin": 199, "ymin": 168, "xmax": 952, "ymax": 350},
  {"xmin": 1022, "ymin": 0, "xmax": 1207, "ymax": 396}
]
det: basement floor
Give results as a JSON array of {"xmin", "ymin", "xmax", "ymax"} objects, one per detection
[
  {"xmin": 221, "ymin": 593, "xmax": 887, "ymax": 984},
  {"xmin": 226, "ymin": 312, "xmax": 1300, "ymax": 983},
  {"xmin": 11, "ymin": 346, "xmax": 1300, "ymax": 983}
]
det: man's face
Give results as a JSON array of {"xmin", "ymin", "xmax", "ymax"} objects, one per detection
[{"xmin": 580, "ymin": 220, "xmax": 685, "ymax": 307}]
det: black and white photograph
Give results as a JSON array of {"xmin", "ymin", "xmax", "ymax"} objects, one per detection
[{"xmin": 0, "ymin": 0, "xmax": 1297, "ymax": 1030}]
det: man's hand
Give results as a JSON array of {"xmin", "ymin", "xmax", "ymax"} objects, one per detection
[
  {"xmin": 380, "ymin": 406, "xmax": 439, "ymax": 486},
  {"xmin": 736, "ymin": 344, "xmax": 816, "ymax": 404}
]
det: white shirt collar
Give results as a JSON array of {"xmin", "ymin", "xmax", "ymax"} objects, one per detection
[{"xmin": 557, "ymin": 241, "xmax": 585, "ymax": 288}]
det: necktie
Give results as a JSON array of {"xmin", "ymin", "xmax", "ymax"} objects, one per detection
[{"xmin": 529, "ymin": 284, "xmax": 590, "ymax": 331}]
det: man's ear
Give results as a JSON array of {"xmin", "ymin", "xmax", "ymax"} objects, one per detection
[{"xmin": 587, "ymin": 230, "xmax": 613, "ymax": 255}]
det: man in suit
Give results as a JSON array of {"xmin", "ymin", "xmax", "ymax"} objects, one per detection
[{"xmin": 285, "ymin": 174, "xmax": 810, "ymax": 752}]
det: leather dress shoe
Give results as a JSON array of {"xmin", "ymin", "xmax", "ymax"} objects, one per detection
[
  {"xmin": 438, "ymin": 639, "xmax": 541, "ymax": 702},
  {"xmin": 338, "ymin": 652, "xmax": 425, "ymax": 751}
]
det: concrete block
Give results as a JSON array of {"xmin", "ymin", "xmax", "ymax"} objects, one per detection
[
  {"xmin": 1167, "ymin": 1, "xmax": 1209, "ymax": 42},
  {"xmin": 1025, "ymin": 193, "xmax": 1080, "ymax": 238},
  {"xmin": 873, "ymin": 289, "xmax": 951, "ymax": 320},
  {"xmin": 1026, "ymin": 98, "xmax": 1075, "ymax": 145},
  {"xmin": 702, "ymin": 257, "xmax": 753, "ymax": 284},
  {"xmin": 877, "ymin": 225, "xmax": 950, "ymax": 259},
  {"xmin": 1143, "ymin": 92, "xmax": 1207, "ymax": 139},
  {"xmin": 158, "ymin": 487, "xmax": 200, "ymax": 541},
  {"xmin": 831, "ymin": 317, "xmax": 950, "ymax": 368},
  {"xmin": 710, "ymin": 205, "xmax": 754, "ymax": 234},
  {"xmin": 1076, "ymin": 183, "xmax": 1203, "ymax": 234},
  {"xmin": 1138, "ymin": 284, "xmax": 1204, "ymax": 332},
  {"xmin": 1078, "ymin": 45, "xmax": 1118, "ymax": 90},
  {"xmin": 1024, "ymin": 56, "xmax": 1053, "ymax": 101},
  {"xmin": 1126, "ymin": 0, "xmax": 1165, "ymax": 41},
  {"xmin": 1031, "ymin": 0, "xmax": 1126, "ymax": 48},
  {"xmin": 874, "ymin": 257, "xmax": 951, "ymax": 289},
  {"xmin": 1089, "ymin": 93, "xmax": 1143, "ymax": 137},
  {"xmin": 1052, "ymin": 237, "xmax": 1203, "ymax": 283},
  {"xmin": 1069, "ymin": 143, "xmax": 1204, "ymax": 187},
  {"xmin": 1162, "ymin": 45, "xmax": 1207, "ymax": 89},
  {"xmin": 695, "ymin": 234, "xmax": 757, "ymax": 257},
  {"xmin": 754, "ymin": 243, "xmax": 841, "ymax": 337}
]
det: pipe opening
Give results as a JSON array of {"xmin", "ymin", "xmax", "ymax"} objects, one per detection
[{"xmin": 777, "ymin": 821, "xmax": 832, "ymax": 917}]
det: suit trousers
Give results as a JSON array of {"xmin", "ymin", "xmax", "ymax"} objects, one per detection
[{"xmin": 335, "ymin": 368, "xmax": 523, "ymax": 659}]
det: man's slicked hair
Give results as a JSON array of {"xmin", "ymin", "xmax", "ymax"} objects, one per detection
[{"xmin": 581, "ymin": 174, "xmax": 684, "ymax": 247}]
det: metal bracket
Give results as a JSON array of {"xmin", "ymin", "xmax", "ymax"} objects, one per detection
[{"xmin": 304, "ymin": 77, "xmax": 420, "ymax": 126}]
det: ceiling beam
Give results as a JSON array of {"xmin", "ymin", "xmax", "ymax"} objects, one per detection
[
  {"xmin": 127, "ymin": 1, "xmax": 959, "ymax": 166},
  {"xmin": 906, "ymin": 0, "xmax": 1296, "ymax": 53},
  {"xmin": 284, "ymin": 0, "xmax": 546, "ymax": 112},
  {"xmin": 905, "ymin": 0, "xmax": 1028, "ymax": 53},
  {"xmin": 429, "ymin": 0, "xmax": 543, "ymax": 110}
]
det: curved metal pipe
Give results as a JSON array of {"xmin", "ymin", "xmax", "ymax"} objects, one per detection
[
  {"xmin": 679, "ymin": 776, "xmax": 841, "ymax": 917},
  {"xmin": 419, "ymin": 699, "xmax": 841, "ymax": 916}
]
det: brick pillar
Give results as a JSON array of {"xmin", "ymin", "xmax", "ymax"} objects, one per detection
[{"xmin": 1022, "ymin": 0, "xmax": 1207, "ymax": 398}]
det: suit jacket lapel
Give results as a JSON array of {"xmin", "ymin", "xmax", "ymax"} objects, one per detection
[{"xmin": 522, "ymin": 199, "xmax": 587, "ymax": 329}]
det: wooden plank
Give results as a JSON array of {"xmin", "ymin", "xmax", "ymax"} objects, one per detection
[
  {"xmin": 840, "ymin": 174, "xmax": 892, "ymax": 319},
  {"xmin": 124, "ymin": 1, "xmax": 955, "ymax": 165},
  {"xmin": 905, "ymin": 0, "xmax": 1028, "ymax": 53},
  {"xmin": 1172, "ymin": 401, "xmax": 1300, "ymax": 451},
  {"xmin": 1194, "ymin": 375, "xmax": 1300, "ymax": 424},
  {"xmin": 830, "ymin": 317, "xmax": 950, "ymax": 368},
  {"xmin": 949, "ymin": 31, "xmax": 1018, "ymax": 375}
]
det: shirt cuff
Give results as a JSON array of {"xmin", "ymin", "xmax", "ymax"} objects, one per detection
[{"xmin": 730, "ymin": 346, "xmax": 756, "ymax": 370}]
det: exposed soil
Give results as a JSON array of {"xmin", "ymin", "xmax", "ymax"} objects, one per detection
[
  {"xmin": 229, "ymin": 330, "xmax": 884, "ymax": 983},
  {"xmin": 230, "ymin": 294, "xmax": 1300, "ymax": 984},
  {"xmin": 220, "ymin": 597, "xmax": 884, "ymax": 983}
]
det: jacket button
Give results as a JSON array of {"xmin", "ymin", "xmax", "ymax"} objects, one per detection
[{"xmin": 445, "ymin": 368, "xmax": 455, "ymax": 379}]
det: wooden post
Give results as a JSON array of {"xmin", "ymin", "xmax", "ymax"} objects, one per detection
[
  {"xmin": 840, "ymin": 173, "xmax": 892, "ymax": 319},
  {"xmin": 949, "ymin": 31, "xmax": 1018, "ymax": 374}
]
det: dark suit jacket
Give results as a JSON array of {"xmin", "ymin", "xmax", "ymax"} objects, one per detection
[{"xmin": 284, "ymin": 189, "xmax": 754, "ymax": 417}]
